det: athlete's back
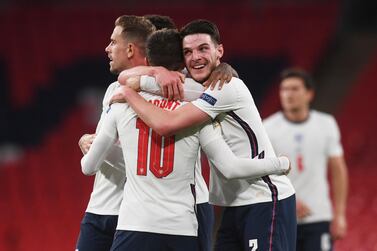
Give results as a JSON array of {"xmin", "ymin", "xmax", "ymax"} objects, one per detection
[
  {"xmin": 114, "ymin": 94, "xmax": 202, "ymax": 235},
  {"xmin": 83, "ymin": 91, "xmax": 219, "ymax": 237}
]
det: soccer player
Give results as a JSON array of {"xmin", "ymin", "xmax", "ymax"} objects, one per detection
[
  {"xmin": 75, "ymin": 15, "xmax": 155, "ymax": 251},
  {"xmin": 82, "ymin": 28, "xmax": 290, "ymax": 251},
  {"xmin": 263, "ymin": 68, "xmax": 348, "ymax": 251},
  {"xmin": 115, "ymin": 19, "xmax": 297, "ymax": 251}
]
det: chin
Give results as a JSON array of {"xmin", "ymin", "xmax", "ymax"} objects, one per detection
[
  {"xmin": 110, "ymin": 67, "xmax": 120, "ymax": 75},
  {"xmin": 191, "ymin": 71, "xmax": 210, "ymax": 83}
]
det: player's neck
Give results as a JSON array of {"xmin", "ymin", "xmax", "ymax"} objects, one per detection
[{"xmin": 283, "ymin": 108, "xmax": 310, "ymax": 123}]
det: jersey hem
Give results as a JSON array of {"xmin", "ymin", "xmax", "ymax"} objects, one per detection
[
  {"xmin": 116, "ymin": 225, "xmax": 197, "ymax": 236},
  {"xmin": 86, "ymin": 208, "xmax": 120, "ymax": 216},
  {"xmin": 209, "ymin": 191, "xmax": 295, "ymax": 207}
]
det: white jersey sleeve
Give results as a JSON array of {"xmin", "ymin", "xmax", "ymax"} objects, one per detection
[
  {"xmin": 81, "ymin": 107, "xmax": 121, "ymax": 176},
  {"xmin": 191, "ymin": 77, "xmax": 242, "ymax": 119},
  {"xmin": 96, "ymin": 81, "xmax": 126, "ymax": 170},
  {"xmin": 140, "ymin": 75, "xmax": 205, "ymax": 102},
  {"xmin": 326, "ymin": 116, "xmax": 343, "ymax": 157},
  {"xmin": 200, "ymin": 122, "xmax": 290, "ymax": 180}
]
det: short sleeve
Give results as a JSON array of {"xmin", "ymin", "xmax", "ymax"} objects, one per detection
[{"xmin": 326, "ymin": 116, "xmax": 344, "ymax": 157}]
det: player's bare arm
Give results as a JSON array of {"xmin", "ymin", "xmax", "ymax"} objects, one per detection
[
  {"xmin": 118, "ymin": 66, "xmax": 185, "ymax": 100},
  {"xmin": 110, "ymin": 75, "xmax": 143, "ymax": 105},
  {"xmin": 328, "ymin": 155, "xmax": 348, "ymax": 240},
  {"xmin": 118, "ymin": 63, "xmax": 235, "ymax": 101},
  {"xmin": 120, "ymin": 85, "xmax": 209, "ymax": 136},
  {"xmin": 296, "ymin": 199, "xmax": 312, "ymax": 219}
]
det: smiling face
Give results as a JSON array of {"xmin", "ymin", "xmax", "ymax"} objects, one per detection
[
  {"xmin": 182, "ymin": 33, "xmax": 223, "ymax": 83},
  {"xmin": 105, "ymin": 26, "xmax": 130, "ymax": 74}
]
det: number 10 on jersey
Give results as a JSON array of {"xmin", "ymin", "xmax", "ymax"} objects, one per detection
[{"xmin": 136, "ymin": 118, "xmax": 175, "ymax": 178}]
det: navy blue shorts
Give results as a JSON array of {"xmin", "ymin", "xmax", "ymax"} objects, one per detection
[
  {"xmin": 297, "ymin": 221, "xmax": 332, "ymax": 251},
  {"xmin": 76, "ymin": 212, "xmax": 118, "ymax": 251},
  {"xmin": 214, "ymin": 195, "xmax": 297, "ymax": 251},
  {"xmin": 197, "ymin": 202, "xmax": 215, "ymax": 251},
  {"xmin": 110, "ymin": 230, "xmax": 199, "ymax": 251}
]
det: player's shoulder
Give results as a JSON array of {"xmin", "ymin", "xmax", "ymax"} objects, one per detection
[
  {"xmin": 106, "ymin": 81, "xmax": 120, "ymax": 92},
  {"xmin": 311, "ymin": 110, "xmax": 337, "ymax": 124},
  {"xmin": 103, "ymin": 81, "xmax": 120, "ymax": 98},
  {"xmin": 213, "ymin": 77, "xmax": 249, "ymax": 98},
  {"xmin": 209, "ymin": 77, "xmax": 245, "ymax": 92},
  {"xmin": 263, "ymin": 111, "xmax": 284, "ymax": 126},
  {"xmin": 107, "ymin": 103, "xmax": 129, "ymax": 116},
  {"xmin": 226, "ymin": 77, "xmax": 246, "ymax": 88}
]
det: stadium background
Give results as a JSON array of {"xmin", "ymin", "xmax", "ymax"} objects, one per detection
[{"xmin": 0, "ymin": 0, "xmax": 376, "ymax": 250}]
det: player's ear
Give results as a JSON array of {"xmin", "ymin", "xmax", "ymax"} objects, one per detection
[
  {"xmin": 308, "ymin": 89, "xmax": 315, "ymax": 102},
  {"xmin": 216, "ymin": 44, "xmax": 224, "ymax": 59},
  {"xmin": 126, "ymin": 43, "xmax": 134, "ymax": 58}
]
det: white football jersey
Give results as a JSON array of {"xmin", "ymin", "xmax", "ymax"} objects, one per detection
[
  {"xmin": 83, "ymin": 93, "xmax": 221, "ymax": 236},
  {"xmin": 85, "ymin": 81, "xmax": 126, "ymax": 215},
  {"xmin": 263, "ymin": 110, "xmax": 343, "ymax": 224},
  {"xmin": 140, "ymin": 76, "xmax": 209, "ymax": 204},
  {"xmin": 192, "ymin": 77, "xmax": 296, "ymax": 207},
  {"xmin": 85, "ymin": 80, "xmax": 209, "ymax": 215}
]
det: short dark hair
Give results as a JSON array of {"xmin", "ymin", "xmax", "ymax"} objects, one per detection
[
  {"xmin": 115, "ymin": 15, "xmax": 155, "ymax": 55},
  {"xmin": 144, "ymin": 15, "xmax": 176, "ymax": 30},
  {"xmin": 280, "ymin": 68, "xmax": 315, "ymax": 90},
  {"xmin": 146, "ymin": 29, "xmax": 184, "ymax": 71},
  {"xmin": 180, "ymin": 19, "xmax": 221, "ymax": 45}
]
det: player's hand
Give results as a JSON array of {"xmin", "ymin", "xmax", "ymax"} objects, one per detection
[
  {"xmin": 330, "ymin": 214, "xmax": 347, "ymax": 240},
  {"xmin": 296, "ymin": 200, "xmax": 311, "ymax": 219},
  {"xmin": 78, "ymin": 134, "xmax": 96, "ymax": 154},
  {"xmin": 279, "ymin": 156, "xmax": 291, "ymax": 175},
  {"xmin": 203, "ymin": 62, "xmax": 233, "ymax": 90},
  {"xmin": 110, "ymin": 87, "xmax": 128, "ymax": 104},
  {"xmin": 154, "ymin": 67, "xmax": 185, "ymax": 100}
]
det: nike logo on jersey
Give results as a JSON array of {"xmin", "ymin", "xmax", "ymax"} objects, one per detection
[{"xmin": 200, "ymin": 93, "xmax": 217, "ymax": 106}]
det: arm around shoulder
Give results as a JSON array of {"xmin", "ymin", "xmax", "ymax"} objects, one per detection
[{"xmin": 121, "ymin": 86, "xmax": 210, "ymax": 136}]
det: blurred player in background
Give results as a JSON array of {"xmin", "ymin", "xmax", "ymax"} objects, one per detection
[
  {"xmin": 263, "ymin": 68, "xmax": 348, "ymax": 251},
  {"xmin": 76, "ymin": 15, "xmax": 155, "ymax": 251},
  {"xmin": 115, "ymin": 19, "xmax": 297, "ymax": 251}
]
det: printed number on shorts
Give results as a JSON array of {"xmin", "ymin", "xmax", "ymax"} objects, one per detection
[
  {"xmin": 136, "ymin": 118, "xmax": 175, "ymax": 178},
  {"xmin": 249, "ymin": 239, "xmax": 258, "ymax": 251}
]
